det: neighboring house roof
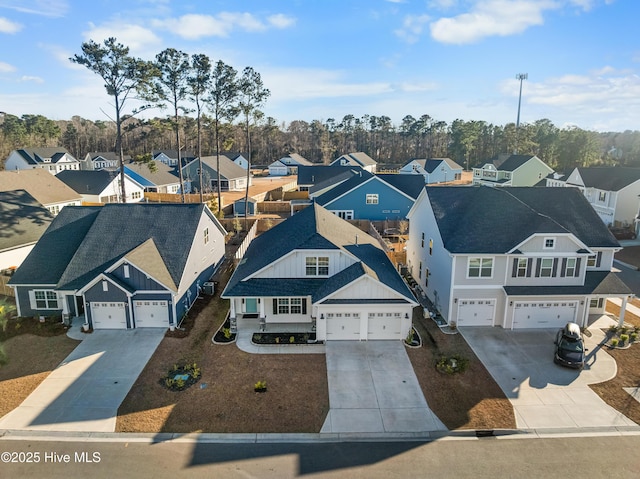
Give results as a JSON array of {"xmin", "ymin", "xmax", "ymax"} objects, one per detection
[
  {"xmin": 56, "ymin": 169, "xmax": 125, "ymax": 194},
  {"xmin": 571, "ymin": 167, "xmax": 640, "ymax": 191},
  {"xmin": 0, "ymin": 169, "xmax": 82, "ymax": 205},
  {"xmin": 483, "ymin": 154, "xmax": 535, "ymax": 171},
  {"xmin": 10, "ymin": 203, "xmax": 225, "ymax": 291},
  {"xmin": 504, "ymin": 271, "xmax": 632, "ymax": 296},
  {"xmin": 376, "ymin": 174, "xmax": 426, "ymax": 199},
  {"xmin": 314, "ymin": 170, "xmax": 374, "ymax": 206},
  {"xmin": 298, "ymin": 165, "xmax": 362, "ymax": 186},
  {"xmin": 85, "ymin": 152, "xmax": 131, "ymax": 163},
  {"xmin": 0, "ymin": 190, "xmax": 53, "ymax": 252},
  {"xmin": 153, "ymin": 150, "xmax": 195, "ymax": 160},
  {"xmin": 407, "ymin": 158, "xmax": 462, "ymax": 173},
  {"xmin": 188, "ymin": 155, "xmax": 247, "ymax": 181},
  {"xmin": 123, "ymin": 161, "xmax": 179, "ymax": 186},
  {"xmin": 223, "ymin": 203, "xmax": 414, "ymax": 301},
  {"xmin": 333, "ymin": 152, "xmax": 377, "ymax": 167},
  {"xmin": 280, "ymin": 153, "xmax": 313, "ymax": 166},
  {"xmin": 425, "ymin": 186, "xmax": 619, "ymax": 254},
  {"xmin": 13, "ymin": 147, "xmax": 74, "ymax": 165}
]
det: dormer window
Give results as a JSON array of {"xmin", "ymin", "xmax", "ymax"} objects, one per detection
[
  {"xmin": 305, "ymin": 256, "xmax": 329, "ymax": 276},
  {"xmin": 544, "ymin": 237, "xmax": 555, "ymax": 249}
]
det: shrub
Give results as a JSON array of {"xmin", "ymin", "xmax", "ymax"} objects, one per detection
[
  {"xmin": 620, "ymin": 334, "xmax": 629, "ymax": 344},
  {"xmin": 436, "ymin": 355, "xmax": 469, "ymax": 374},
  {"xmin": 608, "ymin": 325, "xmax": 619, "ymax": 334},
  {"xmin": 631, "ymin": 333, "xmax": 638, "ymax": 342},
  {"xmin": 289, "ymin": 336, "xmax": 295, "ymax": 343},
  {"xmin": 611, "ymin": 338, "xmax": 619, "ymax": 347},
  {"xmin": 223, "ymin": 327, "xmax": 232, "ymax": 339},
  {"xmin": 254, "ymin": 380, "xmax": 267, "ymax": 392}
]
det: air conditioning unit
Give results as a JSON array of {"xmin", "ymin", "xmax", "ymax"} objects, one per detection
[{"xmin": 202, "ymin": 282, "xmax": 215, "ymax": 295}]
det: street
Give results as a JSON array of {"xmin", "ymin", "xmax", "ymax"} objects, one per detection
[{"xmin": 1, "ymin": 435, "xmax": 639, "ymax": 478}]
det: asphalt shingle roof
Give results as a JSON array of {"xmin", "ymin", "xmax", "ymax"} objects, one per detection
[
  {"xmin": 572, "ymin": 167, "xmax": 640, "ymax": 191},
  {"xmin": 376, "ymin": 174, "xmax": 426, "ymax": 199},
  {"xmin": 504, "ymin": 271, "xmax": 632, "ymax": 296},
  {"xmin": 426, "ymin": 186, "xmax": 619, "ymax": 254},
  {"xmin": 491, "ymin": 154, "xmax": 535, "ymax": 171},
  {"xmin": 298, "ymin": 165, "xmax": 362, "ymax": 186},
  {"xmin": 0, "ymin": 169, "xmax": 82, "ymax": 206},
  {"xmin": 314, "ymin": 170, "xmax": 374, "ymax": 205},
  {"xmin": 10, "ymin": 203, "xmax": 216, "ymax": 291},
  {"xmin": 16, "ymin": 148, "xmax": 73, "ymax": 165},
  {"xmin": 190, "ymin": 155, "xmax": 247, "ymax": 180},
  {"xmin": 56, "ymin": 170, "xmax": 120, "ymax": 194},
  {"xmin": 123, "ymin": 161, "xmax": 180, "ymax": 186},
  {"xmin": 0, "ymin": 190, "xmax": 53, "ymax": 253}
]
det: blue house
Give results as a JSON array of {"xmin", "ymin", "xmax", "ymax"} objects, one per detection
[
  {"xmin": 9, "ymin": 203, "xmax": 226, "ymax": 330},
  {"xmin": 312, "ymin": 171, "xmax": 424, "ymax": 220}
]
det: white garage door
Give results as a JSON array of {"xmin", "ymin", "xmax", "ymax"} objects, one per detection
[
  {"xmin": 134, "ymin": 300, "xmax": 169, "ymax": 328},
  {"xmin": 367, "ymin": 312, "xmax": 402, "ymax": 340},
  {"xmin": 91, "ymin": 302, "xmax": 127, "ymax": 329},
  {"xmin": 326, "ymin": 312, "xmax": 360, "ymax": 340},
  {"xmin": 513, "ymin": 301, "xmax": 577, "ymax": 329},
  {"xmin": 458, "ymin": 300, "xmax": 495, "ymax": 326}
]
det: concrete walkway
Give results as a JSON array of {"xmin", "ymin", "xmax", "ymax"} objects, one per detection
[
  {"xmin": 231, "ymin": 318, "xmax": 325, "ymax": 354},
  {"xmin": 461, "ymin": 316, "xmax": 636, "ymax": 430},
  {"xmin": 0, "ymin": 329, "xmax": 165, "ymax": 432},
  {"xmin": 320, "ymin": 341, "xmax": 447, "ymax": 434}
]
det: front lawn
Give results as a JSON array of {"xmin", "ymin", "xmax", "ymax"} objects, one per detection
[{"xmin": 406, "ymin": 311, "xmax": 516, "ymax": 430}]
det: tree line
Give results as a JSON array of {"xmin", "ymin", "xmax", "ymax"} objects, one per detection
[{"xmin": 2, "ymin": 39, "xmax": 640, "ymax": 184}]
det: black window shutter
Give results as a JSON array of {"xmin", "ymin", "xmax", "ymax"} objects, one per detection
[
  {"xmin": 535, "ymin": 258, "xmax": 541, "ymax": 277},
  {"xmin": 552, "ymin": 258, "xmax": 558, "ymax": 277},
  {"xmin": 596, "ymin": 251, "xmax": 602, "ymax": 267},
  {"xmin": 302, "ymin": 298, "xmax": 307, "ymax": 315},
  {"xmin": 512, "ymin": 258, "xmax": 518, "ymax": 277},
  {"xmin": 575, "ymin": 258, "xmax": 581, "ymax": 277},
  {"xmin": 272, "ymin": 298, "xmax": 278, "ymax": 314},
  {"xmin": 526, "ymin": 258, "xmax": 533, "ymax": 277},
  {"xmin": 560, "ymin": 258, "xmax": 567, "ymax": 277}
]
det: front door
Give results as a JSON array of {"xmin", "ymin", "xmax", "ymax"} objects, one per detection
[{"xmin": 245, "ymin": 298, "xmax": 258, "ymax": 314}]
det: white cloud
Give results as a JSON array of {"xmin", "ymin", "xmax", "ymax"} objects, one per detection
[
  {"xmin": 399, "ymin": 81, "xmax": 439, "ymax": 92},
  {"xmin": 428, "ymin": 0, "xmax": 459, "ymax": 9},
  {"xmin": 0, "ymin": 0, "xmax": 68, "ymax": 17},
  {"xmin": 430, "ymin": 0, "xmax": 557, "ymax": 44},
  {"xmin": 83, "ymin": 22, "xmax": 162, "ymax": 56},
  {"xmin": 156, "ymin": 12, "xmax": 296, "ymax": 40},
  {"xmin": 268, "ymin": 13, "xmax": 296, "ymax": 29},
  {"xmin": 0, "ymin": 16, "xmax": 21, "ymax": 33},
  {"xmin": 20, "ymin": 75, "xmax": 44, "ymax": 83},
  {"xmin": 0, "ymin": 61, "xmax": 15, "ymax": 72},
  {"xmin": 394, "ymin": 14, "xmax": 431, "ymax": 44}
]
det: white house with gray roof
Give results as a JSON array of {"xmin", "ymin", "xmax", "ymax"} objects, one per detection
[
  {"xmin": 472, "ymin": 154, "xmax": 553, "ymax": 187},
  {"xmin": 407, "ymin": 186, "xmax": 632, "ymax": 330},
  {"xmin": 399, "ymin": 158, "xmax": 462, "ymax": 184},
  {"xmin": 222, "ymin": 203, "xmax": 417, "ymax": 341},
  {"xmin": 5, "ymin": 148, "xmax": 80, "ymax": 175},
  {"xmin": 331, "ymin": 152, "xmax": 377, "ymax": 173},
  {"xmin": 56, "ymin": 170, "xmax": 145, "ymax": 204},
  {"xmin": 548, "ymin": 166, "xmax": 640, "ymax": 228}
]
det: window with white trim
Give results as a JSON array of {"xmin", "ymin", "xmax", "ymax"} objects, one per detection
[
  {"xmin": 204, "ymin": 227, "xmax": 209, "ymax": 244},
  {"xmin": 365, "ymin": 193, "xmax": 378, "ymax": 204},
  {"xmin": 516, "ymin": 258, "xmax": 527, "ymax": 277},
  {"xmin": 540, "ymin": 258, "xmax": 554, "ymax": 277},
  {"xmin": 544, "ymin": 237, "xmax": 555, "ymax": 249},
  {"xmin": 468, "ymin": 258, "xmax": 493, "ymax": 278},
  {"xmin": 276, "ymin": 298, "xmax": 305, "ymax": 315},
  {"xmin": 565, "ymin": 258, "xmax": 577, "ymax": 276},
  {"xmin": 305, "ymin": 256, "xmax": 329, "ymax": 276},
  {"xmin": 598, "ymin": 191, "xmax": 606, "ymax": 202},
  {"xmin": 33, "ymin": 290, "xmax": 58, "ymax": 309},
  {"xmin": 587, "ymin": 254, "xmax": 597, "ymax": 267}
]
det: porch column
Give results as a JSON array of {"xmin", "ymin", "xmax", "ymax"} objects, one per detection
[
  {"xmin": 259, "ymin": 298, "xmax": 265, "ymax": 318},
  {"xmin": 230, "ymin": 298, "xmax": 236, "ymax": 319},
  {"xmin": 618, "ymin": 296, "xmax": 629, "ymax": 327}
]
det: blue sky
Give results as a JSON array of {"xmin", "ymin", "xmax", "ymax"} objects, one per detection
[{"xmin": 0, "ymin": 0, "xmax": 638, "ymax": 132}]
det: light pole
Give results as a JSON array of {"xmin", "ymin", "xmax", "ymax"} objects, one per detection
[{"xmin": 515, "ymin": 73, "xmax": 528, "ymax": 154}]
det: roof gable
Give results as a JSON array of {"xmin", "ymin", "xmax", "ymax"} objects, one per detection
[
  {"xmin": 190, "ymin": 155, "xmax": 247, "ymax": 180},
  {"xmin": 573, "ymin": 167, "xmax": 640, "ymax": 191},
  {"xmin": 122, "ymin": 238, "xmax": 177, "ymax": 291}
]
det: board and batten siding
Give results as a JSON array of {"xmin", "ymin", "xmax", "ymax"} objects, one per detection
[{"xmin": 253, "ymin": 250, "xmax": 354, "ymax": 279}]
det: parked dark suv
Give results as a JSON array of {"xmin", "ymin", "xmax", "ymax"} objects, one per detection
[{"xmin": 554, "ymin": 322, "xmax": 586, "ymax": 369}]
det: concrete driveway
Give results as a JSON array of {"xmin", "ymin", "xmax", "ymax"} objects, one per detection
[
  {"xmin": 460, "ymin": 323, "xmax": 637, "ymax": 430},
  {"xmin": 321, "ymin": 341, "xmax": 447, "ymax": 434},
  {"xmin": 0, "ymin": 329, "xmax": 165, "ymax": 432}
]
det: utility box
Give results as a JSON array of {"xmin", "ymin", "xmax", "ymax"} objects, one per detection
[{"xmin": 203, "ymin": 282, "xmax": 215, "ymax": 295}]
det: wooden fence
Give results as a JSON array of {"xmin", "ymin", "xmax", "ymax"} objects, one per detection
[
  {"xmin": 0, "ymin": 274, "xmax": 14, "ymax": 297},
  {"xmin": 144, "ymin": 192, "xmax": 220, "ymax": 205}
]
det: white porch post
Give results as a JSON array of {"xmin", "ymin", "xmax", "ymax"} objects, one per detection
[
  {"xmin": 230, "ymin": 298, "xmax": 236, "ymax": 319},
  {"xmin": 259, "ymin": 298, "xmax": 265, "ymax": 318},
  {"xmin": 618, "ymin": 296, "xmax": 628, "ymax": 327}
]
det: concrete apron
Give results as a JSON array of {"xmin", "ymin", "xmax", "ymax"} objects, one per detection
[
  {"xmin": 0, "ymin": 329, "xmax": 165, "ymax": 433},
  {"xmin": 321, "ymin": 341, "xmax": 447, "ymax": 434}
]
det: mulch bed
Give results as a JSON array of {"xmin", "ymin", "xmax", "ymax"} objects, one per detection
[
  {"xmin": 252, "ymin": 332, "xmax": 317, "ymax": 345},
  {"xmin": 1, "ymin": 316, "xmax": 70, "ymax": 341},
  {"xmin": 406, "ymin": 309, "xmax": 516, "ymax": 430}
]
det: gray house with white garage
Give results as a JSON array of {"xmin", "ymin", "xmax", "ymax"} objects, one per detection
[
  {"xmin": 9, "ymin": 203, "xmax": 226, "ymax": 330},
  {"xmin": 222, "ymin": 203, "xmax": 417, "ymax": 341},
  {"xmin": 406, "ymin": 186, "xmax": 632, "ymax": 329}
]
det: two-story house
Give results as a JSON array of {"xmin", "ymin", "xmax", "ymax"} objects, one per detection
[
  {"xmin": 9, "ymin": 203, "xmax": 226, "ymax": 330},
  {"xmin": 152, "ymin": 150, "xmax": 196, "ymax": 168},
  {"xmin": 222, "ymin": 203, "xmax": 417, "ymax": 341},
  {"xmin": 472, "ymin": 154, "xmax": 553, "ymax": 187},
  {"xmin": 550, "ymin": 167, "xmax": 640, "ymax": 228},
  {"xmin": 311, "ymin": 170, "xmax": 425, "ymax": 221},
  {"xmin": 407, "ymin": 186, "xmax": 631, "ymax": 329},
  {"xmin": 5, "ymin": 148, "xmax": 80, "ymax": 175},
  {"xmin": 81, "ymin": 152, "xmax": 131, "ymax": 171},
  {"xmin": 330, "ymin": 152, "xmax": 377, "ymax": 173},
  {"xmin": 399, "ymin": 158, "xmax": 462, "ymax": 184},
  {"xmin": 182, "ymin": 155, "xmax": 250, "ymax": 193}
]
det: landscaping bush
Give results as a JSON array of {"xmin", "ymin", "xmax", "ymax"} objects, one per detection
[
  {"xmin": 160, "ymin": 362, "xmax": 201, "ymax": 391},
  {"xmin": 436, "ymin": 355, "xmax": 469, "ymax": 375}
]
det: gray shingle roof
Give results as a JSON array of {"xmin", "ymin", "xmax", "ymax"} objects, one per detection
[
  {"xmin": 376, "ymin": 174, "xmax": 425, "ymax": 199},
  {"xmin": 56, "ymin": 170, "xmax": 120, "ymax": 194},
  {"xmin": 16, "ymin": 148, "xmax": 74, "ymax": 165},
  {"xmin": 422, "ymin": 158, "xmax": 463, "ymax": 173},
  {"xmin": 280, "ymin": 153, "xmax": 313, "ymax": 166},
  {"xmin": 10, "ymin": 203, "xmax": 218, "ymax": 291},
  {"xmin": 0, "ymin": 190, "xmax": 53, "ymax": 253},
  {"xmin": 504, "ymin": 271, "xmax": 632, "ymax": 296},
  {"xmin": 124, "ymin": 161, "xmax": 179, "ymax": 186},
  {"xmin": 0, "ymin": 169, "xmax": 82, "ymax": 206},
  {"xmin": 314, "ymin": 170, "xmax": 374, "ymax": 205},
  {"xmin": 491, "ymin": 154, "xmax": 536, "ymax": 172},
  {"xmin": 333, "ymin": 152, "xmax": 376, "ymax": 167},
  {"xmin": 298, "ymin": 165, "xmax": 362, "ymax": 186},
  {"xmin": 572, "ymin": 167, "xmax": 640, "ymax": 191},
  {"xmin": 426, "ymin": 186, "xmax": 619, "ymax": 254},
  {"xmin": 188, "ymin": 155, "xmax": 247, "ymax": 180}
]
